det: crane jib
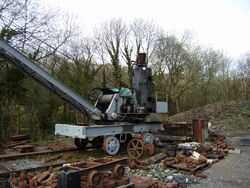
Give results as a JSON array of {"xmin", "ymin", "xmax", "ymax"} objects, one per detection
[{"xmin": 0, "ymin": 38, "xmax": 101, "ymax": 120}]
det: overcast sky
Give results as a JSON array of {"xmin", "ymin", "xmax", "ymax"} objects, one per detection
[{"xmin": 43, "ymin": 0, "xmax": 250, "ymax": 59}]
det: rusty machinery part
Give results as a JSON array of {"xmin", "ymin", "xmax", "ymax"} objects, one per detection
[
  {"xmin": 112, "ymin": 164, "xmax": 125, "ymax": 178},
  {"xmin": 4, "ymin": 157, "xmax": 127, "ymax": 180},
  {"xmin": 87, "ymin": 170, "xmax": 103, "ymax": 187},
  {"xmin": 125, "ymin": 133, "xmax": 133, "ymax": 144},
  {"xmin": 128, "ymin": 159, "xmax": 137, "ymax": 169},
  {"xmin": 127, "ymin": 139, "xmax": 144, "ymax": 159},
  {"xmin": 128, "ymin": 159, "xmax": 148, "ymax": 170},
  {"xmin": 74, "ymin": 138, "xmax": 88, "ymax": 149},
  {"xmin": 92, "ymin": 136, "xmax": 104, "ymax": 148},
  {"xmin": 103, "ymin": 136, "xmax": 120, "ymax": 155},
  {"xmin": 141, "ymin": 132, "xmax": 154, "ymax": 144},
  {"xmin": 115, "ymin": 133, "xmax": 133, "ymax": 144},
  {"xmin": 143, "ymin": 143, "xmax": 155, "ymax": 156}
]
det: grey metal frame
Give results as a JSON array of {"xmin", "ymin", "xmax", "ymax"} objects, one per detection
[
  {"xmin": 55, "ymin": 123, "xmax": 164, "ymax": 139},
  {"xmin": 155, "ymin": 91, "xmax": 168, "ymax": 113}
]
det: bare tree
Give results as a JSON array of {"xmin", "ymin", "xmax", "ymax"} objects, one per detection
[
  {"xmin": 153, "ymin": 31, "xmax": 203, "ymax": 113},
  {"xmin": 130, "ymin": 19, "xmax": 159, "ymax": 61},
  {"xmin": 94, "ymin": 19, "xmax": 127, "ymax": 87},
  {"xmin": 199, "ymin": 48, "xmax": 226, "ymax": 104},
  {"xmin": 0, "ymin": 0, "xmax": 77, "ymax": 64}
]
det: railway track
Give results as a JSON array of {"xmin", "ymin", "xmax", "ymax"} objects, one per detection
[
  {"xmin": 0, "ymin": 147, "xmax": 78, "ymax": 161},
  {"xmin": 0, "ymin": 142, "xmax": 79, "ymax": 161}
]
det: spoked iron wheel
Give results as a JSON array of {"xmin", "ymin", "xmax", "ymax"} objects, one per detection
[{"xmin": 127, "ymin": 139, "xmax": 144, "ymax": 159}]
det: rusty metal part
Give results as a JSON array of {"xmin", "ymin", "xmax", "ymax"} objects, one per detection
[
  {"xmin": 8, "ymin": 140, "xmax": 31, "ymax": 148},
  {"xmin": 59, "ymin": 157, "xmax": 127, "ymax": 177},
  {"xmin": 163, "ymin": 154, "xmax": 210, "ymax": 174},
  {"xmin": 196, "ymin": 144, "xmax": 226, "ymax": 159},
  {"xmin": 127, "ymin": 139, "xmax": 144, "ymax": 159},
  {"xmin": 192, "ymin": 119, "xmax": 206, "ymax": 143},
  {"xmin": 37, "ymin": 171, "xmax": 51, "ymax": 183},
  {"xmin": 195, "ymin": 173, "xmax": 208, "ymax": 179},
  {"xmin": 0, "ymin": 161, "xmax": 67, "ymax": 178},
  {"xmin": 9, "ymin": 135, "xmax": 30, "ymax": 141},
  {"xmin": 44, "ymin": 154, "xmax": 62, "ymax": 163},
  {"xmin": 11, "ymin": 171, "xmax": 56, "ymax": 188},
  {"xmin": 11, "ymin": 178, "xmax": 18, "ymax": 186},
  {"xmin": 12, "ymin": 144, "xmax": 35, "ymax": 153},
  {"xmin": 41, "ymin": 172, "xmax": 56, "ymax": 186},
  {"xmin": 116, "ymin": 176, "xmax": 130, "ymax": 186},
  {"xmin": 163, "ymin": 122, "xmax": 193, "ymax": 136},
  {"xmin": 18, "ymin": 181, "xmax": 27, "ymax": 188},
  {"xmin": 9, "ymin": 157, "xmax": 129, "ymax": 188},
  {"xmin": 130, "ymin": 176, "xmax": 158, "ymax": 188},
  {"xmin": 87, "ymin": 170, "xmax": 103, "ymax": 187},
  {"xmin": 128, "ymin": 159, "xmax": 148, "ymax": 170},
  {"xmin": 45, "ymin": 142, "xmax": 76, "ymax": 151},
  {"xmin": 128, "ymin": 159, "xmax": 137, "ymax": 169},
  {"xmin": 26, "ymin": 172, "xmax": 34, "ymax": 180},
  {"xmin": 136, "ymin": 53, "xmax": 147, "ymax": 66},
  {"xmin": 112, "ymin": 164, "xmax": 125, "ymax": 178},
  {"xmin": 8, "ymin": 135, "xmax": 31, "ymax": 149},
  {"xmin": 143, "ymin": 143, "xmax": 155, "ymax": 156},
  {"xmin": 103, "ymin": 179, "xmax": 116, "ymax": 188},
  {"xmin": 19, "ymin": 172, "xmax": 26, "ymax": 181}
]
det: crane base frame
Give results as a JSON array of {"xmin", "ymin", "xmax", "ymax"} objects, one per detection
[{"xmin": 55, "ymin": 123, "xmax": 163, "ymax": 139}]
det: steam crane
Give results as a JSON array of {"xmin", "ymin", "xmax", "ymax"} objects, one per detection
[{"xmin": 0, "ymin": 38, "xmax": 168, "ymax": 155}]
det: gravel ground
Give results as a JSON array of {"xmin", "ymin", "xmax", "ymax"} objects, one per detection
[
  {"xmin": 4, "ymin": 159, "xmax": 44, "ymax": 171},
  {"xmin": 125, "ymin": 162, "xmax": 200, "ymax": 186},
  {"xmin": 190, "ymin": 134, "xmax": 250, "ymax": 188}
]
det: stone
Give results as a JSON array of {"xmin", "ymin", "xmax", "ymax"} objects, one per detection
[
  {"xmin": 148, "ymin": 153, "xmax": 167, "ymax": 164},
  {"xmin": 195, "ymin": 173, "xmax": 208, "ymax": 179}
]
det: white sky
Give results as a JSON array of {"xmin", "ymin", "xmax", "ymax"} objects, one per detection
[{"xmin": 43, "ymin": 0, "xmax": 250, "ymax": 59}]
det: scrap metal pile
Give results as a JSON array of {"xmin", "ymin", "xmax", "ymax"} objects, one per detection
[
  {"xmin": 196, "ymin": 131, "xmax": 235, "ymax": 159},
  {"xmin": 164, "ymin": 154, "xmax": 207, "ymax": 170},
  {"xmin": 10, "ymin": 157, "xmax": 127, "ymax": 188},
  {"xmin": 5, "ymin": 122, "xmax": 239, "ymax": 188},
  {"xmin": 9, "ymin": 157, "xmax": 179, "ymax": 188},
  {"xmin": 124, "ymin": 130, "xmax": 238, "ymax": 187},
  {"xmin": 161, "ymin": 130, "xmax": 237, "ymax": 176},
  {"xmin": 8, "ymin": 135, "xmax": 34, "ymax": 153}
]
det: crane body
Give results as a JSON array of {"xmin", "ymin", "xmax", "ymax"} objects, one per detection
[{"xmin": 0, "ymin": 38, "xmax": 167, "ymax": 155}]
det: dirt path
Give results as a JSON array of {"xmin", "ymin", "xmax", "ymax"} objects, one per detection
[{"xmin": 190, "ymin": 133, "xmax": 250, "ymax": 188}]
